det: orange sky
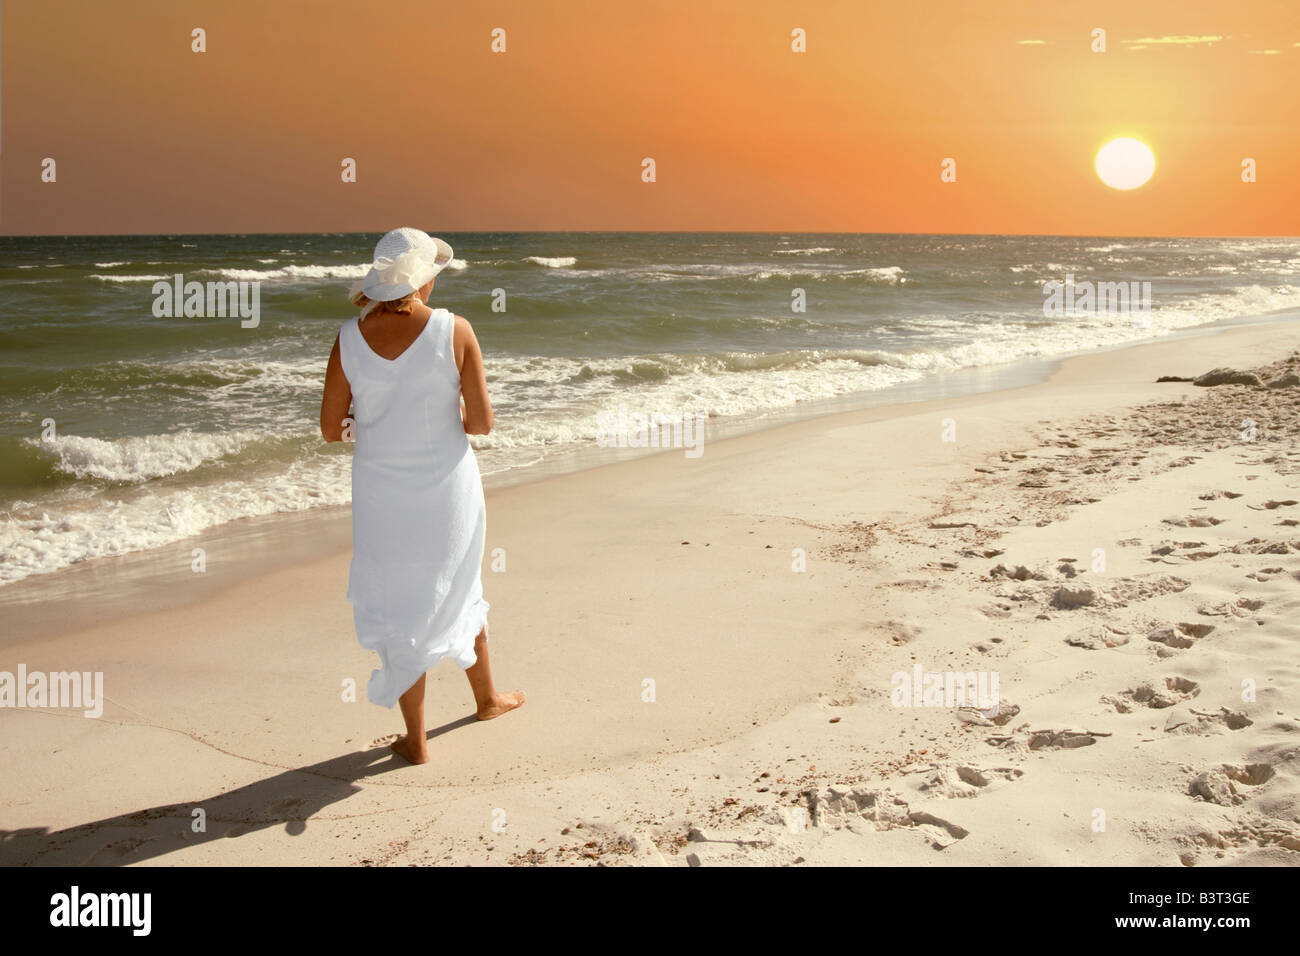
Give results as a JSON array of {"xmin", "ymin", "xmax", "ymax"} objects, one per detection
[{"xmin": 3, "ymin": 0, "xmax": 1298, "ymax": 235}]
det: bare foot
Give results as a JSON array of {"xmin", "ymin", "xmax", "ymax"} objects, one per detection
[
  {"xmin": 477, "ymin": 690, "xmax": 525, "ymax": 721},
  {"xmin": 390, "ymin": 734, "xmax": 429, "ymax": 764}
]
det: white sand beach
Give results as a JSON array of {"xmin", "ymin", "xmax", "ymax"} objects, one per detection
[{"xmin": 2, "ymin": 318, "xmax": 1298, "ymax": 866}]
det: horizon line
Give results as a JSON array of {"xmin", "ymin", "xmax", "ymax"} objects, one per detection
[{"xmin": 3, "ymin": 230, "xmax": 1298, "ymax": 241}]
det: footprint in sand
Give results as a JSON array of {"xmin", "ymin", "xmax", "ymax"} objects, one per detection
[
  {"xmin": 1195, "ymin": 597, "xmax": 1265, "ymax": 618},
  {"xmin": 1065, "ymin": 624, "xmax": 1131, "ymax": 650},
  {"xmin": 1147, "ymin": 622, "xmax": 1215, "ymax": 652},
  {"xmin": 804, "ymin": 786, "xmax": 971, "ymax": 849},
  {"xmin": 1163, "ymin": 515, "xmax": 1224, "ymax": 528},
  {"xmin": 1181, "ymin": 822, "xmax": 1300, "ymax": 865},
  {"xmin": 954, "ymin": 766, "xmax": 1023, "ymax": 787},
  {"xmin": 986, "ymin": 728, "xmax": 1103, "ymax": 751},
  {"xmin": 1246, "ymin": 566, "xmax": 1285, "ymax": 582},
  {"xmin": 1229, "ymin": 537, "xmax": 1295, "ymax": 555},
  {"xmin": 1104, "ymin": 677, "xmax": 1199, "ymax": 712},
  {"xmin": 1153, "ymin": 541, "xmax": 1221, "ymax": 562},
  {"xmin": 1103, "ymin": 575, "xmax": 1191, "ymax": 606},
  {"xmin": 917, "ymin": 765, "xmax": 1024, "ymax": 799},
  {"xmin": 1188, "ymin": 763, "xmax": 1275, "ymax": 806},
  {"xmin": 1027, "ymin": 729, "xmax": 1101, "ymax": 750},
  {"xmin": 1164, "ymin": 706, "xmax": 1253, "ymax": 735},
  {"xmin": 953, "ymin": 700, "xmax": 1020, "ymax": 728}
]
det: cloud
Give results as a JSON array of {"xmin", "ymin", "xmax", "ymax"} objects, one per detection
[
  {"xmin": 1122, "ymin": 35, "xmax": 1225, "ymax": 46},
  {"xmin": 1248, "ymin": 49, "xmax": 1281, "ymax": 55},
  {"xmin": 1016, "ymin": 39, "xmax": 1048, "ymax": 46}
]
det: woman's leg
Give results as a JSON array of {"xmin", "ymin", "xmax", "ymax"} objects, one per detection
[
  {"xmin": 391, "ymin": 673, "xmax": 429, "ymax": 764},
  {"xmin": 464, "ymin": 627, "xmax": 526, "ymax": 720}
]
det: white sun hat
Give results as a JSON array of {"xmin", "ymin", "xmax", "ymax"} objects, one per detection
[{"xmin": 350, "ymin": 227, "xmax": 454, "ymax": 313}]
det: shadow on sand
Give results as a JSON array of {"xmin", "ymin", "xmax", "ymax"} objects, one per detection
[{"xmin": 0, "ymin": 714, "xmax": 479, "ymax": 865}]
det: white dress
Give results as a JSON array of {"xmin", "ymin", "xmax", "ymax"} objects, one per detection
[{"xmin": 338, "ymin": 307, "xmax": 489, "ymax": 708}]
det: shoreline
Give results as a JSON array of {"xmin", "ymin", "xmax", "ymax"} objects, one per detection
[
  {"xmin": 2, "ymin": 315, "xmax": 1299, "ymax": 866},
  {"xmin": 4, "ymin": 308, "xmax": 1297, "ymax": 645},
  {"xmin": 488, "ymin": 304, "xmax": 1300, "ymax": 488}
]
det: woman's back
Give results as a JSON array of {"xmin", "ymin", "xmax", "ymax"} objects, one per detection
[
  {"xmin": 339, "ymin": 306, "xmax": 469, "ymax": 482},
  {"xmin": 339, "ymin": 304, "xmax": 488, "ymax": 708}
]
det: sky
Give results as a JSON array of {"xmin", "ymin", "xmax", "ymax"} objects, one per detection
[{"xmin": 2, "ymin": 0, "xmax": 1299, "ymax": 235}]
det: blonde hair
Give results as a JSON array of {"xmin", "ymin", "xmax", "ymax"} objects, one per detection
[{"xmin": 349, "ymin": 288, "xmax": 420, "ymax": 316}]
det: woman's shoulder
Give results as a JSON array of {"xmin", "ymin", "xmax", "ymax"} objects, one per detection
[
  {"xmin": 447, "ymin": 311, "xmax": 472, "ymax": 340},
  {"xmin": 432, "ymin": 308, "xmax": 471, "ymax": 339},
  {"xmin": 339, "ymin": 313, "xmax": 365, "ymax": 342},
  {"xmin": 336, "ymin": 315, "xmax": 363, "ymax": 362}
]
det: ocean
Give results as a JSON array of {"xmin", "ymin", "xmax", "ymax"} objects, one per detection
[{"xmin": 1, "ymin": 232, "xmax": 1297, "ymax": 585}]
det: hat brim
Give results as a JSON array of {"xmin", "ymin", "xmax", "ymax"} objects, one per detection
[{"xmin": 360, "ymin": 236, "xmax": 456, "ymax": 301}]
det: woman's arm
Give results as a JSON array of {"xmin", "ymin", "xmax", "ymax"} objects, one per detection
[
  {"xmin": 454, "ymin": 315, "xmax": 493, "ymax": 435},
  {"xmin": 320, "ymin": 333, "xmax": 353, "ymax": 442}
]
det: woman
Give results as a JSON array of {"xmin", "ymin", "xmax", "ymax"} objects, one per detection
[{"xmin": 320, "ymin": 227, "xmax": 523, "ymax": 765}]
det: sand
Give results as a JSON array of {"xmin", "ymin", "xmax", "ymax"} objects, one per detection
[{"xmin": 2, "ymin": 318, "xmax": 1298, "ymax": 866}]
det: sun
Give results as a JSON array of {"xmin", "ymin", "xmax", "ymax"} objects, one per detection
[{"xmin": 1096, "ymin": 138, "xmax": 1156, "ymax": 190}]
